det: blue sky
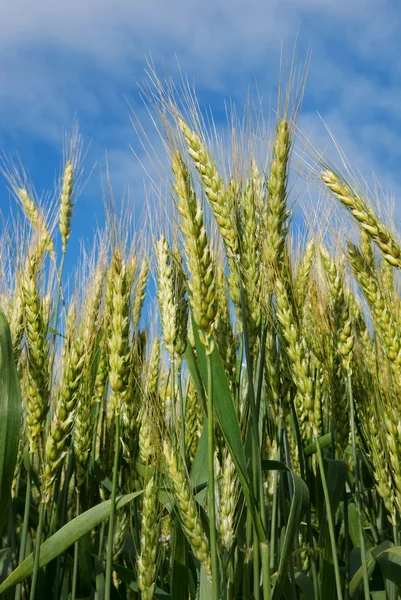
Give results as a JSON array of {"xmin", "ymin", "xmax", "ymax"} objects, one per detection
[{"xmin": 1, "ymin": 0, "xmax": 401, "ymax": 270}]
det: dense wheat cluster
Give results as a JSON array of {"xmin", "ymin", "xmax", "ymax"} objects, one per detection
[{"xmin": 1, "ymin": 75, "xmax": 401, "ymax": 600}]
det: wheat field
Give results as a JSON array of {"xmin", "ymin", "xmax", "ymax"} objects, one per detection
[{"xmin": 0, "ymin": 72, "xmax": 400, "ymax": 600}]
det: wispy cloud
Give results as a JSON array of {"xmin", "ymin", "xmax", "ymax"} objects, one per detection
[{"xmin": 1, "ymin": 0, "xmax": 400, "ymax": 227}]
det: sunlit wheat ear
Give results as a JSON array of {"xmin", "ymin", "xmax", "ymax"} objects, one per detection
[
  {"xmin": 360, "ymin": 229, "xmax": 374, "ymax": 268},
  {"xmin": 163, "ymin": 439, "xmax": 212, "ymax": 580},
  {"xmin": 319, "ymin": 246, "xmax": 345, "ymax": 311},
  {"xmin": 83, "ymin": 264, "xmax": 105, "ymax": 342},
  {"xmin": 145, "ymin": 336, "xmax": 161, "ymax": 398},
  {"xmin": 318, "ymin": 246, "xmax": 353, "ymax": 448},
  {"xmin": 132, "ymin": 258, "xmax": 149, "ymax": 332},
  {"xmin": 156, "ymin": 236, "xmax": 177, "ymax": 356},
  {"xmin": 286, "ymin": 426, "xmax": 301, "ymax": 475},
  {"xmin": 178, "ymin": 119, "xmax": 238, "ymax": 259},
  {"xmin": 108, "ymin": 249, "xmax": 131, "ymax": 414},
  {"xmin": 214, "ymin": 262, "xmax": 237, "ymax": 384},
  {"xmin": 337, "ymin": 303, "xmax": 354, "ymax": 372},
  {"xmin": 184, "ymin": 381, "xmax": 203, "ymax": 466},
  {"xmin": 9, "ymin": 281, "xmax": 24, "ymax": 364},
  {"xmin": 111, "ymin": 508, "xmax": 129, "ymax": 564},
  {"xmin": 274, "ymin": 277, "xmax": 315, "ymax": 436},
  {"xmin": 139, "ymin": 403, "xmax": 156, "ymax": 466},
  {"xmin": 263, "ymin": 118, "xmax": 291, "ymax": 287},
  {"xmin": 239, "ymin": 166, "xmax": 262, "ymax": 351},
  {"xmin": 137, "ymin": 475, "xmax": 160, "ymax": 600},
  {"xmin": 322, "ymin": 168, "xmax": 401, "ymax": 268},
  {"xmin": 74, "ymin": 261, "xmax": 105, "ymax": 488},
  {"xmin": 383, "ymin": 407, "xmax": 401, "ymax": 517},
  {"xmin": 171, "ymin": 248, "xmax": 188, "ymax": 359},
  {"xmin": 347, "ymin": 242, "xmax": 401, "ymax": 385},
  {"xmin": 93, "ymin": 341, "xmax": 109, "ymax": 405},
  {"xmin": 59, "ymin": 160, "xmax": 74, "ymax": 253},
  {"xmin": 17, "ymin": 188, "xmax": 55, "ymax": 259},
  {"xmin": 126, "ymin": 254, "xmax": 138, "ymax": 290},
  {"xmin": 21, "ymin": 259, "xmax": 51, "ymax": 451},
  {"xmin": 295, "ymin": 238, "xmax": 315, "ymax": 310},
  {"xmin": 94, "ymin": 261, "xmax": 115, "ymax": 404},
  {"xmin": 120, "ymin": 342, "xmax": 141, "ymax": 462},
  {"xmin": 361, "ymin": 407, "xmax": 397, "ymax": 525},
  {"xmin": 42, "ymin": 331, "xmax": 86, "ymax": 503},
  {"xmin": 264, "ymin": 312, "xmax": 283, "ymax": 419},
  {"xmin": 219, "ymin": 447, "xmax": 239, "ymax": 553},
  {"xmin": 177, "ymin": 120, "xmax": 242, "ymax": 325},
  {"xmin": 172, "ymin": 149, "xmax": 217, "ymax": 352}
]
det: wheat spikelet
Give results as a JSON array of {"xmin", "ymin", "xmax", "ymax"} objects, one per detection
[
  {"xmin": 59, "ymin": 160, "xmax": 74, "ymax": 253},
  {"xmin": 218, "ymin": 448, "xmax": 238, "ymax": 553},
  {"xmin": 21, "ymin": 260, "xmax": 51, "ymax": 450},
  {"xmin": 112, "ymin": 508, "xmax": 129, "ymax": 562},
  {"xmin": 177, "ymin": 122, "xmax": 242, "ymax": 324},
  {"xmin": 348, "ymin": 243, "xmax": 401, "ymax": 382},
  {"xmin": 137, "ymin": 476, "xmax": 160, "ymax": 600},
  {"xmin": 264, "ymin": 314, "xmax": 283, "ymax": 419},
  {"xmin": 383, "ymin": 407, "xmax": 401, "ymax": 516},
  {"xmin": 214, "ymin": 263, "xmax": 237, "ymax": 384},
  {"xmin": 156, "ymin": 236, "xmax": 177, "ymax": 355},
  {"xmin": 337, "ymin": 303, "xmax": 354, "ymax": 372},
  {"xmin": 163, "ymin": 439, "xmax": 212, "ymax": 579},
  {"xmin": 322, "ymin": 169, "xmax": 401, "ymax": 268},
  {"xmin": 132, "ymin": 258, "xmax": 149, "ymax": 332},
  {"xmin": 108, "ymin": 249, "xmax": 130, "ymax": 414},
  {"xmin": 274, "ymin": 278, "xmax": 315, "ymax": 435},
  {"xmin": 74, "ymin": 264, "xmax": 105, "ymax": 488},
  {"xmin": 172, "ymin": 149, "xmax": 217, "ymax": 351},
  {"xmin": 319, "ymin": 248, "xmax": 353, "ymax": 449},
  {"xmin": 42, "ymin": 331, "xmax": 86, "ymax": 502},
  {"xmin": 139, "ymin": 402, "xmax": 155, "ymax": 466},
  {"xmin": 295, "ymin": 239, "xmax": 315, "ymax": 310},
  {"xmin": 178, "ymin": 119, "xmax": 238, "ymax": 259},
  {"xmin": 172, "ymin": 248, "xmax": 188, "ymax": 358},
  {"xmin": 361, "ymin": 407, "xmax": 397, "ymax": 525},
  {"xmin": 286, "ymin": 426, "xmax": 301, "ymax": 476},
  {"xmin": 240, "ymin": 166, "xmax": 263, "ymax": 350},
  {"xmin": 360, "ymin": 229, "xmax": 374, "ymax": 268},
  {"xmin": 184, "ymin": 381, "xmax": 203, "ymax": 466},
  {"xmin": 263, "ymin": 119, "xmax": 291, "ymax": 286},
  {"xmin": 145, "ymin": 337, "xmax": 161, "ymax": 399},
  {"xmin": 17, "ymin": 188, "xmax": 55, "ymax": 259}
]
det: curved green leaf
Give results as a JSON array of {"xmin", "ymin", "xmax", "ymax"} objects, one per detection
[
  {"xmin": 350, "ymin": 543, "xmax": 401, "ymax": 597},
  {"xmin": 261, "ymin": 459, "xmax": 290, "ymax": 472},
  {"xmin": 347, "ymin": 502, "xmax": 361, "ymax": 549},
  {"xmin": 189, "ymin": 316, "xmax": 265, "ymax": 541},
  {"xmin": 0, "ymin": 492, "xmax": 141, "ymax": 593},
  {"xmin": 0, "ymin": 308, "xmax": 22, "ymax": 535},
  {"xmin": 272, "ymin": 471, "xmax": 309, "ymax": 600},
  {"xmin": 304, "ymin": 434, "xmax": 332, "ymax": 457},
  {"xmin": 112, "ymin": 562, "xmax": 171, "ymax": 598},
  {"xmin": 294, "ymin": 569, "xmax": 315, "ymax": 600}
]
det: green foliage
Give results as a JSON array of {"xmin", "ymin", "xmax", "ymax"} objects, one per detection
[
  {"xmin": 1, "ymin": 72, "xmax": 401, "ymax": 600},
  {"xmin": 0, "ymin": 309, "xmax": 22, "ymax": 535}
]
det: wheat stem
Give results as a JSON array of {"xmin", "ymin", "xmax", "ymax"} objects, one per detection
[
  {"xmin": 71, "ymin": 493, "xmax": 80, "ymax": 600},
  {"xmin": 105, "ymin": 414, "xmax": 121, "ymax": 600},
  {"xmin": 29, "ymin": 501, "xmax": 45, "ymax": 600},
  {"xmin": 15, "ymin": 457, "xmax": 31, "ymax": 600},
  {"xmin": 347, "ymin": 371, "xmax": 370, "ymax": 600},
  {"xmin": 206, "ymin": 353, "xmax": 220, "ymax": 598},
  {"xmin": 315, "ymin": 437, "xmax": 343, "ymax": 600}
]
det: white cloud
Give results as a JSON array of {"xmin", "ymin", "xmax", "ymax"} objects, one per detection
[{"xmin": 0, "ymin": 0, "xmax": 400, "ymax": 221}]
